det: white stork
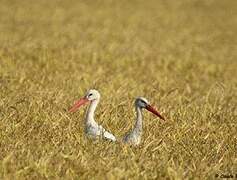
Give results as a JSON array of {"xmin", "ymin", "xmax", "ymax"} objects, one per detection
[{"xmin": 69, "ymin": 89, "xmax": 116, "ymax": 141}]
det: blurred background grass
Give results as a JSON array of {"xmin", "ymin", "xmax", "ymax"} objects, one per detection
[{"xmin": 0, "ymin": 0, "xmax": 237, "ymax": 179}]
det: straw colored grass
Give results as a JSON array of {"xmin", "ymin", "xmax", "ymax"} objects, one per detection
[{"xmin": 0, "ymin": 0, "xmax": 236, "ymax": 179}]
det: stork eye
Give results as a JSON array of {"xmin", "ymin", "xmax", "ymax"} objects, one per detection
[{"xmin": 88, "ymin": 93, "xmax": 93, "ymax": 97}]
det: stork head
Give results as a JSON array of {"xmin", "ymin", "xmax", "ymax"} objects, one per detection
[
  {"xmin": 69, "ymin": 89, "xmax": 100, "ymax": 112},
  {"xmin": 85, "ymin": 89, "xmax": 101, "ymax": 101},
  {"xmin": 135, "ymin": 97, "xmax": 149, "ymax": 108},
  {"xmin": 135, "ymin": 97, "xmax": 165, "ymax": 120}
]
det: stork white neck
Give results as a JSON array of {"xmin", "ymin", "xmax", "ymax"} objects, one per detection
[
  {"xmin": 132, "ymin": 106, "xmax": 143, "ymax": 135},
  {"xmin": 85, "ymin": 99, "xmax": 99, "ymax": 124}
]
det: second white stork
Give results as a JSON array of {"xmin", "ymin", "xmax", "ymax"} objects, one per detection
[{"xmin": 123, "ymin": 97, "xmax": 165, "ymax": 145}]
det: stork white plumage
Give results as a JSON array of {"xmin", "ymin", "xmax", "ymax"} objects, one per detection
[
  {"xmin": 69, "ymin": 89, "xmax": 116, "ymax": 142},
  {"xmin": 123, "ymin": 97, "xmax": 165, "ymax": 145}
]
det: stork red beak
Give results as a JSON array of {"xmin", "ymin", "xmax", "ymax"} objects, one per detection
[
  {"xmin": 69, "ymin": 97, "xmax": 89, "ymax": 112},
  {"xmin": 145, "ymin": 105, "xmax": 165, "ymax": 120}
]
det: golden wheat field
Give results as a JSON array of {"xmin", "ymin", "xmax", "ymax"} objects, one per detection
[{"xmin": 0, "ymin": 0, "xmax": 237, "ymax": 179}]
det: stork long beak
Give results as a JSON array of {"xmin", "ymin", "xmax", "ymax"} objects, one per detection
[
  {"xmin": 69, "ymin": 97, "xmax": 89, "ymax": 112},
  {"xmin": 145, "ymin": 104, "xmax": 165, "ymax": 120}
]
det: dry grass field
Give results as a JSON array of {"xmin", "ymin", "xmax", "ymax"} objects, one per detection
[{"xmin": 0, "ymin": 0, "xmax": 237, "ymax": 179}]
